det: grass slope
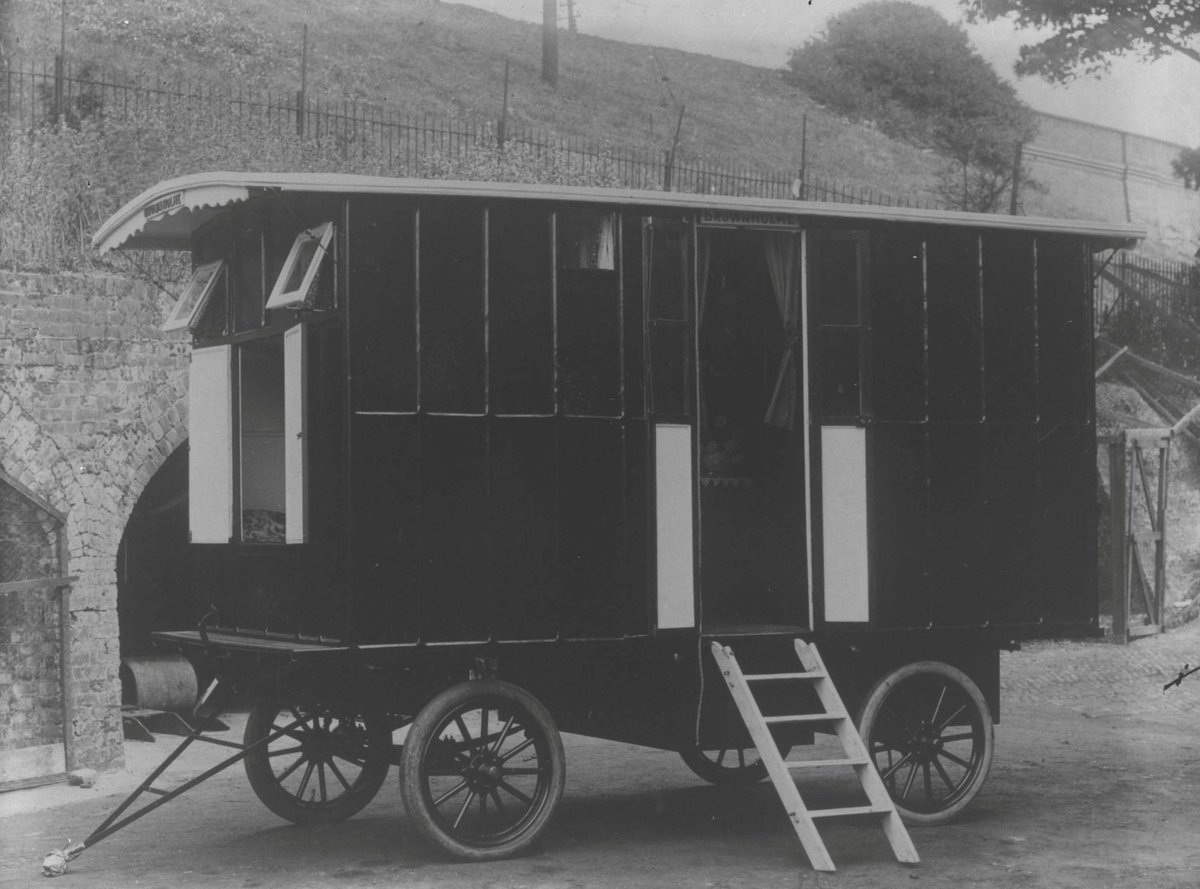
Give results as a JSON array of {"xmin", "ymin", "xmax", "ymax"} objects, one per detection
[{"xmin": 12, "ymin": 0, "xmax": 943, "ymax": 201}]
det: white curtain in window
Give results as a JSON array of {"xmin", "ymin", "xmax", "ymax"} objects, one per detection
[
  {"xmin": 696, "ymin": 231, "xmax": 712, "ymax": 322},
  {"xmin": 763, "ymin": 232, "xmax": 804, "ymax": 430},
  {"xmin": 596, "ymin": 214, "xmax": 616, "ymax": 270}
]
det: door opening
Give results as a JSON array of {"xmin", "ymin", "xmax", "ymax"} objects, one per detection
[{"xmin": 697, "ymin": 229, "xmax": 808, "ymax": 632}]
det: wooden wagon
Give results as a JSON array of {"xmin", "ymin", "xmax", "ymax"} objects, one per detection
[{"xmin": 53, "ymin": 173, "xmax": 1141, "ymax": 872}]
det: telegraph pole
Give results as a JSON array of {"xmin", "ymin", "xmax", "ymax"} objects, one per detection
[{"xmin": 542, "ymin": 0, "xmax": 558, "ymax": 86}]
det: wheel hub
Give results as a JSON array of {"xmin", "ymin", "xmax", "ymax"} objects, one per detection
[
  {"xmin": 908, "ymin": 721, "xmax": 944, "ymax": 761},
  {"xmin": 466, "ymin": 754, "xmax": 503, "ymax": 791}
]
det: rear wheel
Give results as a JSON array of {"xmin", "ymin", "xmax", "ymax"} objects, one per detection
[
  {"xmin": 400, "ymin": 680, "xmax": 565, "ymax": 861},
  {"xmin": 679, "ymin": 741, "xmax": 790, "ymax": 786},
  {"xmin": 857, "ymin": 661, "xmax": 994, "ymax": 825},
  {"xmin": 244, "ymin": 700, "xmax": 392, "ymax": 824}
]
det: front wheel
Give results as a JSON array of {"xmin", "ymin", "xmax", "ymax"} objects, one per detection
[
  {"xmin": 243, "ymin": 700, "xmax": 392, "ymax": 824},
  {"xmin": 857, "ymin": 661, "xmax": 994, "ymax": 826},
  {"xmin": 400, "ymin": 679, "xmax": 565, "ymax": 861}
]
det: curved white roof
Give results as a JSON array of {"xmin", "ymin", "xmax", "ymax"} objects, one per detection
[{"xmin": 93, "ymin": 171, "xmax": 1145, "ymax": 255}]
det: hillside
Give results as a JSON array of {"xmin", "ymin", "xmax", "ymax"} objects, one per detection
[{"xmin": 11, "ymin": 0, "xmax": 945, "ymax": 202}]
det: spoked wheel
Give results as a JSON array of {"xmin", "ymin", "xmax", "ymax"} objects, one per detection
[
  {"xmin": 857, "ymin": 661, "xmax": 994, "ymax": 826},
  {"xmin": 400, "ymin": 679, "xmax": 565, "ymax": 861},
  {"xmin": 679, "ymin": 742, "xmax": 790, "ymax": 786},
  {"xmin": 244, "ymin": 700, "xmax": 392, "ymax": 824}
]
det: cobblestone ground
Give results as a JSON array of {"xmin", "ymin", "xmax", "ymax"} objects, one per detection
[{"xmin": 1002, "ymin": 618, "xmax": 1200, "ymax": 716}]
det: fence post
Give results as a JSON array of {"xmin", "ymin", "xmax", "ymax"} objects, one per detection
[{"xmin": 53, "ymin": 53, "xmax": 64, "ymax": 123}]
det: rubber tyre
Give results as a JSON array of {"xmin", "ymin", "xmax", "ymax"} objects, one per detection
[
  {"xmin": 243, "ymin": 699, "xmax": 391, "ymax": 824},
  {"xmin": 678, "ymin": 741, "xmax": 791, "ymax": 786},
  {"xmin": 857, "ymin": 660, "xmax": 994, "ymax": 826},
  {"xmin": 400, "ymin": 679, "xmax": 565, "ymax": 861}
]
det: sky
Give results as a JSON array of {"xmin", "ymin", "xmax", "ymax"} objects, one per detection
[{"xmin": 457, "ymin": 0, "xmax": 1200, "ymax": 147}]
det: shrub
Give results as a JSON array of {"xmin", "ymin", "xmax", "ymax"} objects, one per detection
[{"xmin": 785, "ymin": 1, "xmax": 1036, "ymax": 211}]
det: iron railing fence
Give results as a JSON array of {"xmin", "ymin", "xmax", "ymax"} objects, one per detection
[
  {"xmin": 1096, "ymin": 254, "xmax": 1200, "ymax": 374},
  {"xmin": 1, "ymin": 56, "xmax": 938, "ymax": 209}
]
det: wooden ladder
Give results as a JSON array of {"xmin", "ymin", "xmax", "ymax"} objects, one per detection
[{"xmin": 710, "ymin": 639, "xmax": 919, "ymax": 873}]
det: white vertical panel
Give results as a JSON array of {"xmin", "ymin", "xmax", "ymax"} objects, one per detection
[
  {"xmin": 655, "ymin": 423, "xmax": 695, "ymax": 629},
  {"xmin": 284, "ymin": 325, "xmax": 308, "ymax": 544},
  {"xmin": 189, "ymin": 345, "xmax": 233, "ymax": 544},
  {"xmin": 821, "ymin": 426, "xmax": 869, "ymax": 623}
]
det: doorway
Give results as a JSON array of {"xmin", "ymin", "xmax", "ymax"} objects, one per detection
[{"xmin": 697, "ymin": 228, "xmax": 808, "ymax": 631}]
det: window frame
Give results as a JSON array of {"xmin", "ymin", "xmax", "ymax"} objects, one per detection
[
  {"xmin": 265, "ymin": 221, "xmax": 334, "ymax": 311},
  {"xmin": 162, "ymin": 260, "xmax": 224, "ymax": 332}
]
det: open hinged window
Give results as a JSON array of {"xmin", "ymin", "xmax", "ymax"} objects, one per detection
[
  {"xmin": 188, "ymin": 326, "xmax": 308, "ymax": 545},
  {"xmin": 265, "ymin": 222, "xmax": 334, "ymax": 310},
  {"xmin": 161, "ymin": 260, "xmax": 224, "ymax": 332}
]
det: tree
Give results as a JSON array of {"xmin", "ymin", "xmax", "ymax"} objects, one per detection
[
  {"xmin": 1172, "ymin": 147, "xmax": 1200, "ymax": 189},
  {"xmin": 785, "ymin": 1, "xmax": 1036, "ymax": 211},
  {"xmin": 962, "ymin": 1, "xmax": 1200, "ymax": 83}
]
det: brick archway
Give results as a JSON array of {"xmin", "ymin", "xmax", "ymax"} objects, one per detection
[{"xmin": 0, "ymin": 270, "xmax": 191, "ymax": 770}]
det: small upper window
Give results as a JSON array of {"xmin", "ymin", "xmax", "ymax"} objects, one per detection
[
  {"xmin": 162, "ymin": 260, "xmax": 224, "ymax": 332},
  {"xmin": 265, "ymin": 222, "xmax": 334, "ymax": 310},
  {"xmin": 559, "ymin": 211, "xmax": 616, "ymax": 271}
]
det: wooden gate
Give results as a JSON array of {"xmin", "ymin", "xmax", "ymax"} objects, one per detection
[
  {"xmin": 0, "ymin": 470, "xmax": 75, "ymax": 789},
  {"xmin": 1104, "ymin": 430, "xmax": 1170, "ymax": 642}
]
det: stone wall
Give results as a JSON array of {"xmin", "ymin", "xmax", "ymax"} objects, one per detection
[
  {"xmin": 1023, "ymin": 114, "xmax": 1200, "ymax": 260},
  {"xmin": 0, "ymin": 270, "xmax": 189, "ymax": 771}
]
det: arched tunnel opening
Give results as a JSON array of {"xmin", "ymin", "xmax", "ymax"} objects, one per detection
[{"xmin": 116, "ymin": 445, "xmax": 193, "ymax": 658}]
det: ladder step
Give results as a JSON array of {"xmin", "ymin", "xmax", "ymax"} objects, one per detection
[
  {"xmin": 709, "ymin": 640, "xmax": 919, "ymax": 870},
  {"xmin": 763, "ymin": 712, "xmax": 845, "ymax": 724},
  {"xmin": 786, "ymin": 757, "xmax": 869, "ymax": 769},
  {"xmin": 809, "ymin": 805, "xmax": 893, "ymax": 819},
  {"xmin": 743, "ymin": 671, "xmax": 825, "ymax": 681}
]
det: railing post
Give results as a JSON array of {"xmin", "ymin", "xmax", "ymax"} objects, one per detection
[
  {"xmin": 53, "ymin": 53, "xmax": 64, "ymax": 124},
  {"xmin": 1109, "ymin": 435, "xmax": 1128, "ymax": 642}
]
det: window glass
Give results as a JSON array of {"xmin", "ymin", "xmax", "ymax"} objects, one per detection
[
  {"xmin": 812, "ymin": 230, "xmax": 867, "ymax": 421},
  {"xmin": 558, "ymin": 210, "xmax": 621, "ymax": 417},
  {"xmin": 266, "ymin": 222, "xmax": 334, "ymax": 310},
  {"xmin": 490, "ymin": 206, "xmax": 553, "ymax": 414},
  {"xmin": 350, "ymin": 199, "xmax": 416, "ymax": 413},
  {"xmin": 648, "ymin": 223, "xmax": 688, "ymax": 320},
  {"xmin": 420, "ymin": 204, "xmax": 485, "ymax": 413},
  {"xmin": 559, "ymin": 210, "xmax": 616, "ymax": 270},
  {"xmin": 233, "ymin": 215, "xmax": 265, "ymax": 333},
  {"xmin": 817, "ymin": 235, "xmax": 863, "ymax": 325},
  {"xmin": 162, "ymin": 260, "xmax": 224, "ymax": 332},
  {"xmin": 927, "ymin": 231, "xmax": 983, "ymax": 421}
]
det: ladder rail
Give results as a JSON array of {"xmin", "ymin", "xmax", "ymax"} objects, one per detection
[
  {"xmin": 709, "ymin": 640, "xmax": 920, "ymax": 873},
  {"xmin": 711, "ymin": 642, "xmax": 837, "ymax": 872}
]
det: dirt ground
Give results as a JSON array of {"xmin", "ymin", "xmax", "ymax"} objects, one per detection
[{"xmin": 4, "ymin": 624, "xmax": 1200, "ymax": 889}]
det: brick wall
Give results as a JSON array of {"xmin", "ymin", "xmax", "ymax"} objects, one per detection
[{"xmin": 0, "ymin": 270, "xmax": 189, "ymax": 771}]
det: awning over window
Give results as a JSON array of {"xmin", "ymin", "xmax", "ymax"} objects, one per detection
[{"xmin": 92, "ymin": 177, "xmax": 252, "ymax": 254}]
